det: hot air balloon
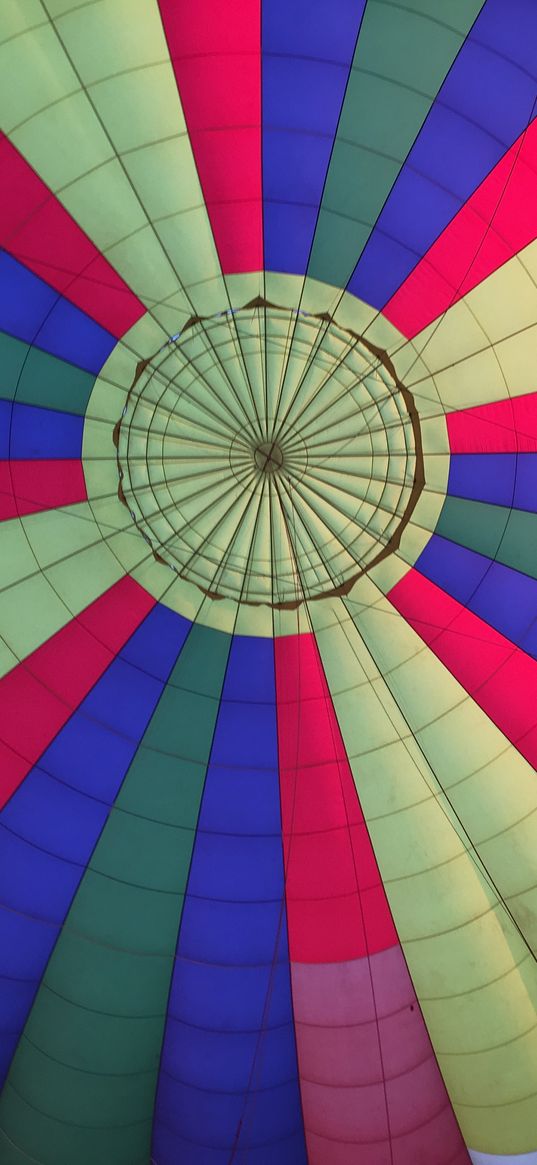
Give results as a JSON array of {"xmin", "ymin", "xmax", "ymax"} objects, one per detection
[{"xmin": 0, "ymin": 1, "xmax": 536, "ymax": 1163}]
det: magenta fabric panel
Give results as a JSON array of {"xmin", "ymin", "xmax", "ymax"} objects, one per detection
[{"xmin": 291, "ymin": 947, "xmax": 470, "ymax": 1164}]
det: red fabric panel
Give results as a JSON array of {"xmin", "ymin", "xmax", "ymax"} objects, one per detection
[
  {"xmin": 389, "ymin": 568, "xmax": 537, "ymax": 768},
  {"xmin": 292, "ymin": 950, "xmax": 469, "ymax": 1165},
  {"xmin": 306, "ymin": 1108, "xmax": 469, "ymax": 1165},
  {"xmin": 0, "ymin": 575, "xmax": 154, "ymax": 807},
  {"xmin": 0, "ymin": 459, "xmax": 87, "ymax": 519},
  {"xmin": 275, "ymin": 632, "xmax": 397, "ymax": 963},
  {"xmin": 446, "ymin": 392, "xmax": 537, "ymax": 453},
  {"xmin": 384, "ymin": 119, "xmax": 537, "ymax": 339},
  {"xmin": 0, "ymin": 135, "xmax": 145, "ymax": 337},
  {"xmin": 158, "ymin": 0, "xmax": 263, "ymax": 273}
]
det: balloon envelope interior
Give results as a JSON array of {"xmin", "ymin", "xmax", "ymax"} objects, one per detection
[{"xmin": 0, "ymin": 3, "xmax": 536, "ymax": 1164}]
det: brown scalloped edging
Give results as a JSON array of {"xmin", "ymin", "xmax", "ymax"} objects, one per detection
[{"xmin": 115, "ymin": 299, "xmax": 424, "ymax": 610}]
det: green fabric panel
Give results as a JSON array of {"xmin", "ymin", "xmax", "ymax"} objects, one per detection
[
  {"xmin": 0, "ymin": 329, "xmax": 95, "ymax": 414},
  {"xmin": 309, "ymin": 0, "xmax": 484, "ymax": 288},
  {"xmin": 0, "ymin": 622, "xmax": 231, "ymax": 1165},
  {"xmin": 0, "ymin": 1085, "xmax": 147, "ymax": 1165},
  {"xmin": 436, "ymin": 496, "xmax": 537, "ymax": 579},
  {"xmin": 498, "ymin": 509, "xmax": 537, "ymax": 578}
]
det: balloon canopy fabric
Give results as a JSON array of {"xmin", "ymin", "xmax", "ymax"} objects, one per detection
[{"xmin": 0, "ymin": 2, "xmax": 536, "ymax": 1163}]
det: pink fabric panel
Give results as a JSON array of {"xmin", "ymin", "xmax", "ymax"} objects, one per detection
[
  {"xmin": 0, "ymin": 459, "xmax": 87, "ymax": 519},
  {"xmin": 384, "ymin": 119, "xmax": 537, "ymax": 339},
  {"xmin": 158, "ymin": 0, "xmax": 263, "ymax": 273},
  {"xmin": 446, "ymin": 393, "xmax": 537, "ymax": 453},
  {"xmin": 275, "ymin": 632, "xmax": 397, "ymax": 963},
  {"xmin": 291, "ymin": 947, "xmax": 470, "ymax": 1164},
  {"xmin": 0, "ymin": 576, "xmax": 154, "ymax": 807},
  {"xmin": 389, "ymin": 568, "xmax": 537, "ymax": 769},
  {"xmin": 0, "ymin": 134, "xmax": 145, "ymax": 337}
]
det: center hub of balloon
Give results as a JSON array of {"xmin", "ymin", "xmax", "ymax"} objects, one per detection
[
  {"xmin": 253, "ymin": 441, "xmax": 285, "ymax": 475},
  {"xmin": 115, "ymin": 299, "xmax": 423, "ymax": 608}
]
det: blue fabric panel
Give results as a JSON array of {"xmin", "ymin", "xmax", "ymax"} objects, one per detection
[
  {"xmin": 263, "ymin": 0, "xmax": 362, "ymax": 60},
  {"xmin": 155, "ymin": 1074, "xmax": 305, "ymax": 1160},
  {"xmin": 0, "ymin": 910, "xmax": 60, "ymax": 1084},
  {"xmin": 448, "ymin": 453, "xmax": 516, "ymax": 506},
  {"xmin": 0, "ymin": 605, "xmax": 190, "ymax": 1087},
  {"xmin": 167, "ymin": 959, "xmax": 295, "ymax": 1033},
  {"xmin": 163, "ymin": 988, "xmax": 298, "ymax": 1094},
  {"xmin": 2, "ymin": 772, "xmax": 108, "ymax": 866},
  {"xmin": 42, "ymin": 715, "xmax": 138, "ymax": 803},
  {"xmin": 515, "ymin": 455, "xmax": 537, "ymax": 511},
  {"xmin": 264, "ymin": 57, "xmax": 349, "ymax": 139},
  {"xmin": 470, "ymin": 561, "xmax": 537, "ymax": 653},
  {"xmin": 119, "ymin": 602, "xmax": 190, "ymax": 680},
  {"xmin": 349, "ymin": 228, "xmax": 417, "ymax": 309},
  {"xmin": 262, "ymin": 0, "xmax": 365, "ymax": 275},
  {"xmin": 0, "ymin": 399, "xmax": 84, "ymax": 459},
  {"xmin": 417, "ymin": 533, "xmax": 490, "ymax": 604},
  {"xmin": 153, "ymin": 635, "xmax": 306, "ymax": 1164},
  {"xmin": 264, "ymin": 127, "xmax": 334, "ymax": 206},
  {"xmin": 0, "ymin": 826, "xmax": 82, "ymax": 923},
  {"xmin": 262, "ymin": 202, "xmax": 319, "ymax": 274},
  {"xmin": 179, "ymin": 896, "xmax": 287, "ymax": 965},
  {"xmin": 211, "ymin": 699, "xmax": 278, "ymax": 769},
  {"xmin": 223, "ymin": 635, "xmax": 275, "ymax": 702},
  {"xmin": 0, "ymin": 909, "xmax": 60, "ymax": 982},
  {"xmin": 433, "ymin": 39, "xmax": 535, "ymax": 149},
  {"xmin": 0, "ymin": 980, "xmax": 36, "ymax": 1083},
  {"xmin": 188, "ymin": 833, "xmax": 283, "ymax": 903},
  {"xmin": 349, "ymin": 0, "xmax": 537, "ymax": 306},
  {"xmin": 80, "ymin": 657, "xmax": 164, "ymax": 739},
  {"xmin": 152, "ymin": 1125, "xmax": 307, "ymax": 1165},
  {"xmin": 200, "ymin": 765, "xmax": 282, "ymax": 836},
  {"xmin": 0, "ymin": 250, "xmax": 116, "ymax": 374},
  {"xmin": 472, "ymin": 0, "xmax": 537, "ymax": 82},
  {"xmin": 0, "ymin": 251, "xmax": 53, "ymax": 339},
  {"xmin": 417, "ymin": 534, "xmax": 537, "ymax": 655},
  {"xmin": 449, "ymin": 453, "xmax": 537, "ymax": 512}
]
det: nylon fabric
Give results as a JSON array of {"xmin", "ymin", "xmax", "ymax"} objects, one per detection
[{"xmin": 0, "ymin": 2, "xmax": 536, "ymax": 1162}]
